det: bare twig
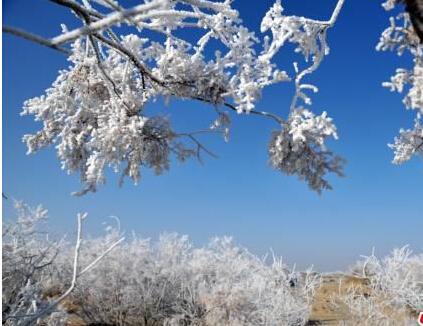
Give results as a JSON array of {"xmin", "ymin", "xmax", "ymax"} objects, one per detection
[
  {"xmin": 194, "ymin": 96, "xmax": 284, "ymax": 125},
  {"xmin": 176, "ymin": 130, "xmax": 219, "ymax": 160}
]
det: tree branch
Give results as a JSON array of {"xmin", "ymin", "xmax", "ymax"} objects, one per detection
[
  {"xmin": 2, "ymin": 26, "xmax": 71, "ymax": 55},
  {"xmin": 93, "ymin": 32, "xmax": 163, "ymax": 86},
  {"xmin": 48, "ymin": 0, "xmax": 103, "ymax": 19},
  {"xmin": 194, "ymin": 96, "xmax": 284, "ymax": 125},
  {"xmin": 50, "ymin": 0, "xmax": 166, "ymax": 45}
]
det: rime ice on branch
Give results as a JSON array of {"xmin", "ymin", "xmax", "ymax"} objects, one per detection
[
  {"xmin": 15, "ymin": 0, "xmax": 345, "ymax": 194},
  {"xmin": 378, "ymin": 0, "xmax": 423, "ymax": 169}
]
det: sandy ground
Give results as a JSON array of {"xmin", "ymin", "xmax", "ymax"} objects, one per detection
[
  {"xmin": 307, "ymin": 273, "xmax": 418, "ymax": 326},
  {"xmin": 307, "ymin": 273, "xmax": 365, "ymax": 325}
]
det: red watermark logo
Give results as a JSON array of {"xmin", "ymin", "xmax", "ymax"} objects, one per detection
[{"xmin": 418, "ymin": 312, "xmax": 423, "ymax": 325}]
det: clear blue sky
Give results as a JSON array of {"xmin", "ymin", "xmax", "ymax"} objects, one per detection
[{"xmin": 2, "ymin": 0, "xmax": 422, "ymax": 271}]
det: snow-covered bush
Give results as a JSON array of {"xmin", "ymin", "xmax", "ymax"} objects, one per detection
[
  {"xmin": 2, "ymin": 200, "xmax": 319, "ymax": 326},
  {"xmin": 4, "ymin": 200, "xmax": 422, "ymax": 326},
  {"xmin": 2, "ymin": 202, "xmax": 123, "ymax": 326},
  {"xmin": 56, "ymin": 232, "xmax": 320, "ymax": 326},
  {"xmin": 4, "ymin": 0, "xmax": 346, "ymax": 194},
  {"xmin": 2, "ymin": 201, "xmax": 60, "ymax": 325},
  {"xmin": 336, "ymin": 246, "xmax": 423, "ymax": 326}
]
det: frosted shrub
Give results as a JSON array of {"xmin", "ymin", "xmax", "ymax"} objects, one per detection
[
  {"xmin": 2, "ymin": 201, "xmax": 317, "ymax": 325},
  {"xmin": 337, "ymin": 246, "xmax": 423, "ymax": 326},
  {"xmin": 2, "ymin": 201, "xmax": 61, "ymax": 325},
  {"xmin": 5, "ymin": 201, "xmax": 422, "ymax": 326},
  {"xmin": 186, "ymin": 238, "xmax": 320, "ymax": 326},
  {"xmin": 2, "ymin": 202, "xmax": 123, "ymax": 326},
  {"xmin": 59, "ymin": 234, "xmax": 320, "ymax": 326}
]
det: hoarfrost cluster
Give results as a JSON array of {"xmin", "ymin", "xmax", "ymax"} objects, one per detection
[
  {"xmin": 268, "ymin": 109, "xmax": 344, "ymax": 194},
  {"xmin": 18, "ymin": 0, "xmax": 345, "ymax": 195},
  {"xmin": 378, "ymin": 0, "xmax": 423, "ymax": 168}
]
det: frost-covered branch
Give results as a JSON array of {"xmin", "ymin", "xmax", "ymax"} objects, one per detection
[
  {"xmin": 378, "ymin": 1, "xmax": 423, "ymax": 172},
  {"xmin": 2, "ymin": 26, "xmax": 72, "ymax": 55},
  {"xmin": 5, "ymin": 0, "xmax": 346, "ymax": 194},
  {"xmin": 50, "ymin": 0, "xmax": 167, "ymax": 45},
  {"xmin": 265, "ymin": 1, "xmax": 346, "ymax": 193}
]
